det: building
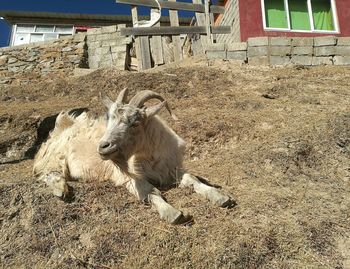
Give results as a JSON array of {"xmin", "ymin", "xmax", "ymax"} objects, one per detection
[
  {"xmin": 0, "ymin": 11, "xmax": 191, "ymax": 47},
  {"xmin": 217, "ymin": 0, "xmax": 350, "ymax": 43}
]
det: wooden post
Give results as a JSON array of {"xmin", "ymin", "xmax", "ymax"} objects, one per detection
[
  {"xmin": 192, "ymin": 0, "xmax": 209, "ymax": 50},
  {"xmin": 131, "ymin": 5, "xmax": 152, "ymax": 70},
  {"xmin": 169, "ymin": 0, "xmax": 183, "ymax": 61},
  {"xmin": 150, "ymin": 8, "xmax": 164, "ymax": 66},
  {"xmin": 204, "ymin": 0, "xmax": 212, "ymax": 44},
  {"xmin": 131, "ymin": 6, "xmax": 143, "ymax": 70}
]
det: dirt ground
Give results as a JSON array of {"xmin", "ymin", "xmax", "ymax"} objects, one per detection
[{"xmin": 0, "ymin": 60, "xmax": 349, "ymax": 269}]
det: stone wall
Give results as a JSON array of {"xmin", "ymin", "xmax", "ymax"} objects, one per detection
[
  {"xmin": 0, "ymin": 24, "xmax": 133, "ymax": 85},
  {"xmin": 206, "ymin": 36, "xmax": 350, "ymax": 66},
  {"xmin": 86, "ymin": 25, "xmax": 132, "ymax": 69},
  {"xmin": 0, "ymin": 33, "xmax": 87, "ymax": 85}
]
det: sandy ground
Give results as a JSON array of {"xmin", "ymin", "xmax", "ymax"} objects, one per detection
[{"xmin": 0, "ymin": 61, "xmax": 350, "ymax": 268}]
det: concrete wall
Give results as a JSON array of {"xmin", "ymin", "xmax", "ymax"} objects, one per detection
[
  {"xmin": 216, "ymin": 0, "xmax": 240, "ymax": 43},
  {"xmin": 86, "ymin": 25, "xmax": 132, "ymax": 69},
  {"xmin": 205, "ymin": 36, "xmax": 350, "ymax": 66},
  {"xmin": 0, "ymin": 34, "xmax": 87, "ymax": 85}
]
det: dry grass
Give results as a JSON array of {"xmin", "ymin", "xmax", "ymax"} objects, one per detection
[{"xmin": 0, "ymin": 62, "xmax": 349, "ymax": 268}]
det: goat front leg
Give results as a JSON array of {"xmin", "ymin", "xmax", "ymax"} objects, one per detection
[
  {"xmin": 40, "ymin": 171, "xmax": 69, "ymax": 198},
  {"xmin": 126, "ymin": 178, "xmax": 191, "ymax": 224},
  {"xmin": 180, "ymin": 173, "xmax": 234, "ymax": 208}
]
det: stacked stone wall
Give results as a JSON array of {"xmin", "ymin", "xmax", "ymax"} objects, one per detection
[
  {"xmin": 205, "ymin": 36, "xmax": 350, "ymax": 66},
  {"xmin": 86, "ymin": 25, "xmax": 132, "ymax": 69},
  {"xmin": 0, "ymin": 34, "xmax": 87, "ymax": 85}
]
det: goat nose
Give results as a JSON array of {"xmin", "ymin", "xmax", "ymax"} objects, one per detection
[{"xmin": 99, "ymin": 141, "xmax": 111, "ymax": 149}]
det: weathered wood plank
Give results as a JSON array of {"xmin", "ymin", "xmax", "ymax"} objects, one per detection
[
  {"xmin": 192, "ymin": 0, "xmax": 208, "ymax": 51},
  {"xmin": 121, "ymin": 26, "xmax": 231, "ymax": 36},
  {"xmin": 169, "ymin": 0, "xmax": 183, "ymax": 62},
  {"xmin": 150, "ymin": 8, "xmax": 164, "ymax": 65},
  {"xmin": 131, "ymin": 6, "xmax": 143, "ymax": 70},
  {"xmin": 204, "ymin": 0, "xmax": 212, "ymax": 43},
  {"xmin": 116, "ymin": 0, "xmax": 225, "ymax": 13},
  {"xmin": 139, "ymin": 36, "xmax": 152, "ymax": 69}
]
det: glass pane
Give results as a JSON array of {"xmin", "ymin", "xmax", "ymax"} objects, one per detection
[
  {"xmin": 14, "ymin": 33, "xmax": 30, "ymax": 45},
  {"xmin": 55, "ymin": 26, "xmax": 73, "ymax": 33},
  {"xmin": 288, "ymin": 0, "xmax": 311, "ymax": 30},
  {"xmin": 264, "ymin": 0, "xmax": 288, "ymax": 29},
  {"xmin": 16, "ymin": 24, "xmax": 35, "ymax": 33},
  {"xmin": 30, "ymin": 34, "xmax": 43, "ymax": 43},
  {"xmin": 312, "ymin": 0, "xmax": 335, "ymax": 30},
  {"xmin": 43, "ymin": 33, "xmax": 58, "ymax": 41},
  {"xmin": 35, "ymin": 25, "xmax": 54, "ymax": 33}
]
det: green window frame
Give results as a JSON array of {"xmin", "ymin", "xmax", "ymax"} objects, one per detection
[{"xmin": 262, "ymin": 0, "xmax": 338, "ymax": 32}]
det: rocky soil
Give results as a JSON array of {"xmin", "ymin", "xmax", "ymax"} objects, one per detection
[{"xmin": 0, "ymin": 61, "xmax": 349, "ymax": 268}]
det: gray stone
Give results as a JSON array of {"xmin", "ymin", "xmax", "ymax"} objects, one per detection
[
  {"xmin": 248, "ymin": 56, "xmax": 269, "ymax": 65},
  {"xmin": 96, "ymin": 34, "xmax": 113, "ymax": 41},
  {"xmin": 111, "ymin": 45, "xmax": 127, "ymax": 53},
  {"xmin": 101, "ymin": 40, "xmax": 118, "ymax": 47},
  {"xmin": 335, "ymin": 46, "xmax": 350, "ymax": 56},
  {"xmin": 292, "ymin": 37, "xmax": 313, "ymax": 47},
  {"xmin": 93, "ymin": 47, "xmax": 111, "ymax": 55},
  {"xmin": 226, "ymin": 51, "xmax": 247, "ymax": 61},
  {"xmin": 333, "ymin": 56, "xmax": 350, "ymax": 65},
  {"xmin": 291, "ymin": 56, "xmax": 313, "ymax": 65},
  {"xmin": 248, "ymin": 37, "xmax": 269, "ymax": 47},
  {"xmin": 270, "ymin": 37, "xmax": 291, "ymax": 46},
  {"xmin": 314, "ymin": 46, "xmax": 335, "ymax": 56},
  {"xmin": 87, "ymin": 28, "xmax": 102, "ymax": 35},
  {"xmin": 337, "ymin": 37, "xmax": 350, "ymax": 46},
  {"xmin": 119, "ymin": 36, "xmax": 132, "ymax": 45},
  {"xmin": 88, "ymin": 41, "xmax": 101, "ymax": 50},
  {"xmin": 248, "ymin": 46, "xmax": 268, "ymax": 57},
  {"xmin": 312, "ymin": 57, "xmax": 333, "ymax": 65},
  {"xmin": 270, "ymin": 46, "xmax": 291, "ymax": 56},
  {"xmin": 73, "ymin": 33, "xmax": 86, "ymax": 42},
  {"xmin": 61, "ymin": 47, "xmax": 73, "ymax": 52},
  {"xmin": 270, "ymin": 56, "xmax": 291, "ymax": 66},
  {"xmin": 206, "ymin": 50, "xmax": 226, "ymax": 60},
  {"xmin": 75, "ymin": 42, "xmax": 85, "ymax": 49},
  {"xmin": 205, "ymin": 43, "xmax": 226, "ymax": 51},
  {"xmin": 227, "ymin": 42, "xmax": 247, "ymax": 51},
  {"xmin": 291, "ymin": 46, "xmax": 313, "ymax": 56},
  {"xmin": 87, "ymin": 35, "xmax": 97, "ymax": 42},
  {"xmin": 101, "ymin": 25, "xmax": 118, "ymax": 33},
  {"xmin": 8, "ymin": 57, "xmax": 18, "ymax": 64},
  {"xmin": 314, "ymin": 36, "xmax": 336, "ymax": 47}
]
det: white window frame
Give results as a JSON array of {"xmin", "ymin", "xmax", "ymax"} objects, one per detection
[
  {"xmin": 11, "ymin": 23, "xmax": 74, "ymax": 46},
  {"xmin": 261, "ymin": 0, "xmax": 339, "ymax": 34}
]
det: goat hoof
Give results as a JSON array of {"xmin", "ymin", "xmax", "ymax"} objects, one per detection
[
  {"xmin": 217, "ymin": 196, "xmax": 236, "ymax": 209},
  {"xmin": 170, "ymin": 211, "xmax": 193, "ymax": 225}
]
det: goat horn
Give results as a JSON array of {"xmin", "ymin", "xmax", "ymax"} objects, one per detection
[
  {"xmin": 116, "ymin": 87, "xmax": 129, "ymax": 104},
  {"xmin": 129, "ymin": 90, "xmax": 178, "ymax": 120}
]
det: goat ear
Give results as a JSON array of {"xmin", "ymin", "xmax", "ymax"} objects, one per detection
[
  {"xmin": 145, "ymin": 101, "xmax": 166, "ymax": 118},
  {"xmin": 100, "ymin": 93, "xmax": 113, "ymax": 109}
]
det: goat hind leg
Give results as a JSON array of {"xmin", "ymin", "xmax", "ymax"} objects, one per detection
[
  {"xmin": 126, "ymin": 179, "xmax": 192, "ymax": 224},
  {"xmin": 180, "ymin": 173, "xmax": 234, "ymax": 208}
]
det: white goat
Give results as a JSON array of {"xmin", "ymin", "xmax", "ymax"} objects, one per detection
[{"xmin": 33, "ymin": 89, "xmax": 233, "ymax": 224}]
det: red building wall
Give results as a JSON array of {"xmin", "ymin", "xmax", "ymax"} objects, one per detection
[{"xmin": 239, "ymin": 0, "xmax": 350, "ymax": 41}]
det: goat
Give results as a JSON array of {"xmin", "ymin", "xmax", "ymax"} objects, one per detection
[{"xmin": 33, "ymin": 89, "xmax": 234, "ymax": 224}]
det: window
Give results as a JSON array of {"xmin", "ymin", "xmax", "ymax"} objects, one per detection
[
  {"xmin": 262, "ymin": 0, "xmax": 338, "ymax": 32},
  {"xmin": 12, "ymin": 24, "xmax": 74, "ymax": 46}
]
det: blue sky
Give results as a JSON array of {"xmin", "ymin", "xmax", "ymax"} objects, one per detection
[{"xmin": 0, "ymin": 0, "xmax": 190, "ymax": 47}]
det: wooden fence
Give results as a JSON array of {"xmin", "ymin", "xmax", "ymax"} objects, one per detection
[{"xmin": 116, "ymin": 0, "xmax": 231, "ymax": 70}]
